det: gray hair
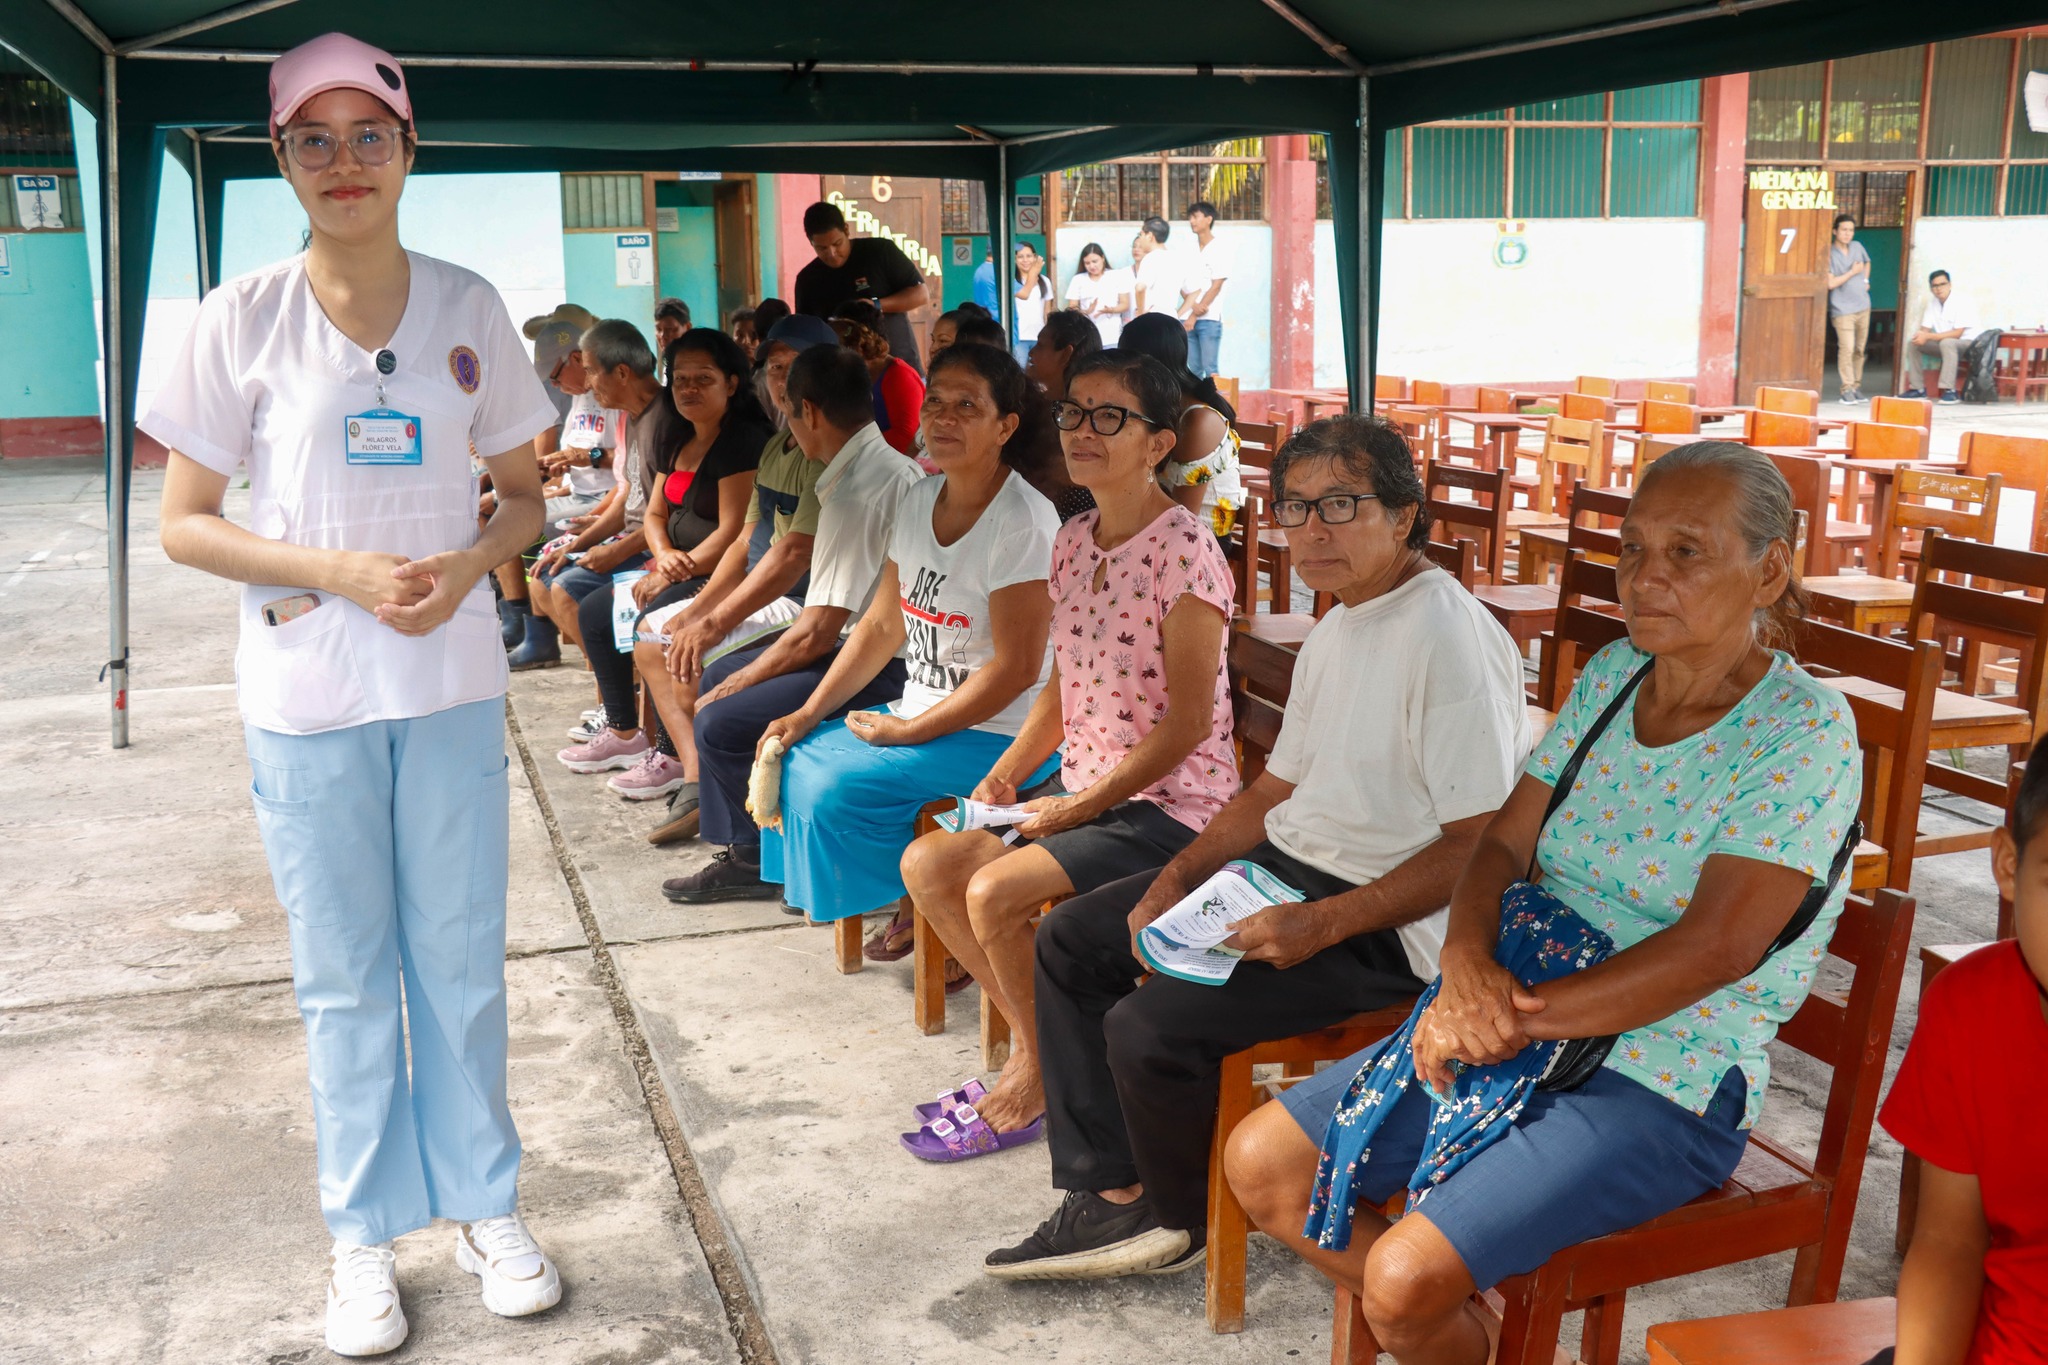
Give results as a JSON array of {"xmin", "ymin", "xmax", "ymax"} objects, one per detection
[
  {"xmin": 579, "ymin": 319, "xmax": 656, "ymax": 379},
  {"xmin": 1635, "ymin": 440, "xmax": 1808, "ymax": 647}
]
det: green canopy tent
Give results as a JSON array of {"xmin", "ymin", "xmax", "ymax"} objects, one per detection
[{"xmin": 2, "ymin": 1, "xmax": 2038, "ymax": 746}]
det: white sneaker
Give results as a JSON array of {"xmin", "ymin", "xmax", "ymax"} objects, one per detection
[
  {"xmin": 325, "ymin": 1241, "xmax": 407, "ymax": 1357},
  {"xmin": 567, "ymin": 706, "xmax": 607, "ymax": 741},
  {"xmin": 456, "ymin": 1213, "xmax": 562, "ymax": 1317}
]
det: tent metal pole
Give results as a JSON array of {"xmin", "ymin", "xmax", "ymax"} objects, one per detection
[
  {"xmin": 1353, "ymin": 74, "xmax": 1372, "ymax": 416},
  {"xmin": 102, "ymin": 52, "xmax": 130, "ymax": 748},
  {"xmin": 1363, "ymin": 0, "xmax": 1804, "ymax": 76},
  {"xmin": 42, "ymin": 0, "xmax": 114, "ymax": 51},
  {"xmin": 130, "ymin": 48, "xmax": 1350, "ymax": 78},
  {"xmin": 116, "ymin": 0, "xmax": 303, "ymax": 55},
  {"xmin": 1256, "ymin": 0, "xmax": 1364, "ymax": 70},
  {"xmin": 189, "ymin": 131, "xmax": 212, "ymax": 294},
  {"xmin": 995, "ymin": 143, "xmax": 1013, "ymax": 340}
]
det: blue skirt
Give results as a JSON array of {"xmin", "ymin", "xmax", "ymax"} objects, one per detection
[
  {"xmin": 760, "ymin": 719, "xmax": 1057, "ymax": 921},
  {"xmin": 1281, "ymin": 1046, "xmax": 1749, "ymax": 1291}
]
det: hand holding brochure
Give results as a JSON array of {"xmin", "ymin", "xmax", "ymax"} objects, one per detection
[
  {"xmin": 933, "ymin": 798, "xmax": 1041, "ymax": 834},
  {"xmin": 1137, "ymin": 860, "xmax": 1305, "ymax": 986}
]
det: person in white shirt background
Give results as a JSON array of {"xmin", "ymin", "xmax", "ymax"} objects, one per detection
[
  {"xmin": 146, "ymin": 32, "xmax": 563, "ymax": 1358},
  {"xmin": 1012, "ymin": 242, "xmax": 1054, "ymax": 368},
  {"xmin": 1179, "ymin": 200, "xmax": 1230, "ymax": 379},
  {"xmin": 1133, "ymin": 216, "xmax": 1185, "ymax": 317},
  {"xmin": 1064, "ymin": 241, "xmax": 1132, "ymax": 346},
  {"xmin": 1903, "ymin": 268, "xmax": 1988, "ymax": 403}
]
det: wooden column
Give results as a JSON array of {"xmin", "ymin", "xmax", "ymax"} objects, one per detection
[
  {"xmin": 1698, "ymin": 73, "xmax": 1750, "ymax": 407},
  {"xmin": 1267, "ymin": 134, "xmax": 1317, "ymax": 396}
]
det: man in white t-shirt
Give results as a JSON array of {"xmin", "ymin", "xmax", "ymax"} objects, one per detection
[
  {"xmin": 989, "ymin": 413, "xmax": 1532, "ymax": 1282},
  {"xmin": 1180, "ymin": 201, "xmax": 1230, "ymax": 378},
  {"xmin": 1903, "ymin": 269, "xmax": 1991, "ymax": 403},
  {"xmin": 668, "ymin": 343, "xmax": 927, "ymax": 904},
  {"xmin": 1133, "ymin": 217, "xmax": 1185, "ymax": 318}
]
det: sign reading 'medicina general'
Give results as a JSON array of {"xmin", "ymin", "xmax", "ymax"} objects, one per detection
[{"xmin": 1747, "ymin": 168, "xmax": 1837, "ymax": 211}]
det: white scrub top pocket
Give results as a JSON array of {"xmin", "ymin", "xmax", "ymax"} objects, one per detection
[{"xmin": 237, "ymin": 589, "xmax": 369, "ymax": 735}]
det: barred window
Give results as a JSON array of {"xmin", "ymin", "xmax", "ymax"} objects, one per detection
[
  {"xmin": 560, "ymin": 173, "xmax": 645, "ymax": 230},
  {"xmin": 1747, "ymin": 37, "xmax": 2048, "ymax": 217},
  {"xmin": 1056, "ymin": 142, "xmax": 1266, "ymax": 221},
  {"xmin": 939, "ymin": 179, "xmax": 988, "ymax": 234}
]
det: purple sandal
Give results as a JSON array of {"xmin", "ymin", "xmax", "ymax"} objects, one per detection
[
  {"xmin": 913, "ymin": 1078, "xmax": 990, "ymax": 1124},
  {"xmin": 899, "ymin": 1104, "xmax": 1046, "ymax": 1163}
]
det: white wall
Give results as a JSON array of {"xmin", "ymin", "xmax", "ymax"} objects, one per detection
[
  {"xmin": 1052, "ymin": 222, "xmax": 1274, "ymax": 388},
  {"xmin": 1314, "ymin": 219, "xmax": 1706, "ymax": 388},
  {"xmin": 1903, "ymin": 219, "xmax": 2048, "ymax": 339}
]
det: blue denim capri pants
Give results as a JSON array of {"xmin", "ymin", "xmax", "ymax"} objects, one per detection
[{"xmin": 1280, "ymin": 1041, "xmax": 1750, "ymax": 1291}]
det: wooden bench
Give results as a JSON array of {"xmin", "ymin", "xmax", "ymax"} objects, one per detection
[{"xmin": 1645, "ymin": 1297, "xmax": 1895, "ymax": 1365}]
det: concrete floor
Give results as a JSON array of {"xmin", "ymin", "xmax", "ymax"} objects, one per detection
[{"xmin": 0, "ymin": 452, "xmax": 2023, "ymax": 1364}]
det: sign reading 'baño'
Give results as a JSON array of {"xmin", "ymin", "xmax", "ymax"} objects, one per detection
[{"xmin": 1746, "ymin": 168, "xmax": 1837, "ymax": 211}]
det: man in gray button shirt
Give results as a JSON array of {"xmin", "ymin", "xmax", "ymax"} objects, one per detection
[{"xmin": 1827, "ymin": 214, "xmax": 1874, "ymax": 404}]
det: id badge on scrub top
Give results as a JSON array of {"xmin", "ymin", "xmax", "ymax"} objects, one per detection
[{"xmin": 343, "ymin": 408, "xmax": 424, "ymax": 466}]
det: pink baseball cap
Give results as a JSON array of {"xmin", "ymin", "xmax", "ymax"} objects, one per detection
[{"xmin": 269, "ymin": 33, "xmax": 412, "ymax": 134}]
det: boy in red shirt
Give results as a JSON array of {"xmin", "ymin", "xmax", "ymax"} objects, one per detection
[{"xmin": 1881, "ymin": 741, "xmax": 2048, "ymax": 1364}]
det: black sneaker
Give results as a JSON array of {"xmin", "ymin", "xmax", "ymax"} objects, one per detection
[
  {"xmin": 647, "ymin": 783, "xmax": 700, "ymax": 845},
  {"xmin": 983, "ymin": 1192, "xmax": 1190, "ymax": 1281},
  {"xmin": 662, "ymin": 849, "xmax": 772, "ymax": 904}
]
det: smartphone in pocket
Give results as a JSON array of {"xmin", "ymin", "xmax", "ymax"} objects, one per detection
[{"xmin": 261, "ymin": 593, "xmax": 321, "ymax": 627}]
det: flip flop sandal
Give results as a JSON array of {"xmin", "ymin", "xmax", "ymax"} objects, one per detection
[
  {"xmin": 898, "ymin": 1105, "xmax": 1046, "ymax": 1163},
  {"xmin": 863, "ymin": 906, "xmax": 917, "ymax": 963},
  {"xmin": 913, "ymin": 1078, "xmax": 990, "ymax": 1124},
  {"xmin": 944, "ymin": 958, "xmax": 974, "ymax": 995}
]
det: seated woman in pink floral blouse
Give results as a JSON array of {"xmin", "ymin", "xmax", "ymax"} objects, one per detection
[{"xmin": 901, "ymin": 351, "xmax": 1239, "ymax": 1139}]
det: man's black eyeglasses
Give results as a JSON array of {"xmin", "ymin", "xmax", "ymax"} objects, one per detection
[{"xmin": 1270, "ymin": 492, "xmax": 1381, "ymax": 527}]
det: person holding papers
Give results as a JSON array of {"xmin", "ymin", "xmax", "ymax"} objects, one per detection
[
  {"xmin": 982, "ymin": 414, "xmax": 1532, "ymax": 1283},
  {"xmin": 899, "ymin": 351, "xmax": 1237, "ymax": 1157}
]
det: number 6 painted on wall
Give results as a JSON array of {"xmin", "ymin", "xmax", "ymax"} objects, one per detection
[{"xmin": 1779, "ymin": 227, "xmax": 1797, "ymax": 254}]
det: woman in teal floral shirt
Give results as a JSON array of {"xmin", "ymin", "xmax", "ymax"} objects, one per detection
[{"xmin": 1224, "ymin": 442, "xmax": 1861, "ymax": 1364}]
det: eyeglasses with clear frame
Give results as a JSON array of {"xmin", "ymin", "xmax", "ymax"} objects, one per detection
[
  {"xmin": 1270, "ymin": 492, "xmax": 1381, "ymax": 527},
  {"xmin": 1049, "ymin": 399, "xmax": 1163, "ymax": 436},
  {"xmin": 282, "ymin": 123, "xmax": 406, "ymax": 172}
]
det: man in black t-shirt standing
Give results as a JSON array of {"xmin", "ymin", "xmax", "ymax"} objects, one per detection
[{"xmin": 793, "ymin": 200, "xmax": 930, "ymax": 375}]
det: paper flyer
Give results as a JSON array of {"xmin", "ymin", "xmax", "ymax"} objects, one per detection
[
  {"xmin": 932, "ymin": 798, "xmax": 1041, "ymax": 834},
  {"xmin": 1137, "ymin": 860, "xmax": 1305, "ymax": 986}
]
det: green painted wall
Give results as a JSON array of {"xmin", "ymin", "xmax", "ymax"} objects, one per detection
[
  {"xmin": 1858, "ymin": 226, "xmax": 1902, "ymax": 310},
  {"xmin": 562, "ymin": 230, "xmax": 655, "ymax": 336},
  {"xmin": 755, "ymin": 174, "xmax": 780, "ymax": 300},
  {"xmin": 0, "ymin": 231, "xmax": 100, "ymax": 418}
]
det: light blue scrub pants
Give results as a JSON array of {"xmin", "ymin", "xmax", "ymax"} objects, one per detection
[{"xmin": 244, "ymin": 697, "xmax": 521, "ymax": 1246}]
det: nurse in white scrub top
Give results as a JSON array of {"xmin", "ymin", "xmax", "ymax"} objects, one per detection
[{"xmin": 146, "ymin": 33, "xmax": 562, "ymax": 1359}]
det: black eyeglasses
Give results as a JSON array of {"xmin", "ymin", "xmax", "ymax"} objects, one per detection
[
  {"xmin": 282, "ymin": 124, "xmax": 405, "ymax": 172},
  {"xmin": 1270, "ymin": 492, "xmax": 1381, "ymax": 527},
  {"xmin": 1050, "ymin": 399, "xmax": 1162, "ymax": 436}
]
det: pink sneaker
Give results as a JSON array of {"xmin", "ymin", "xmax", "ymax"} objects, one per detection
[
  {"xmin": 556, "ymin": 728, "xmax": 648, "ymax": 774},
  {"xmin": 607, "ymin": 750, "xmax": 688, "ymax": 800}
]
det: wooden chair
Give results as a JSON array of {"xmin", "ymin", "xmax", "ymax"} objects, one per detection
[
  {"xmin": 1426, "ymin": 462, "xmax": 1513, "ymax": 583},
  {"xmin": 1960, "ymin": 430, "xmax": 2048, "ymax": 551},
  {"xmin": 1211, "ymin": 375, "xmax": 1241, "ymax": 411},
  {"xmin": 1644, "ymin": 1298, "xmax": 1896, "ymax": 1365},
  {"xmin": 1535, "ymin": 552, "xmax": 1631, "ymax": 710},
  {"xmin": 1575, "ymin": 375, "xmax": 1618, "ymax": 399},
  {"xmin": 1410, "ymin": 379, "xmax": 1451, "ymax": 407},
  {"xmin": 1741, "ymin": 408, "xmax": 1820, "ymax": 448},
  {"xmin": 1531, "ymin": 416, "xmax": 1608, "ymax": 520},
  {"xmin": 1475, "ymin": 385, "xmax": 1522, "ymax": 414},
  {"xmin": 1331, "ymin": 886, "xmax": 1917, "ymax": 1365},
  {"xmin": 1789, "ymin": 619, "xmax": 1943, "ymax": 892},
  {"xmin": 1644, "ymin": 380, "xmax": 1697, "ymax": 404},
  {"xmin": 1877, "ymin": 467, "xmax": 2001, "ymax": 582},
  {"xmin": 1843, "ymin": 420, "xmax": 1929, "ymax": 462},
  {"xmin": 1870, "ymin": 394, "xmax": 1933, "ymax": 431},
  {"xmin": 1514, "ymin": 481, "xmax": 1629, "ymax": 588},
  {"xmin": 1232, "ymin": 436, "xmax": 1292, "ymax": 614},
  {"xmin": 1423, "ymin": 535, "xmax": 1480, "ymax": 588},
  {"xmin": 1905, "ymin": 532, "xmax": 2048, "ymax": 856},
  {"xmin": 1233, "ymin": 419, "xmax": 1284, "ymax": 455},
  {"xmin": 1374, "ymin": 374, "xmax": 1409, "ymax": 403},
  {"xmin": 1385, "ymin": 405, "xmax": 1438, "ymax": 464},
  {"xmin": 1762, "ymin": 451, "xmax": 1867, "ymax": 576},
  {"xmin": 1757, "ymin": 384, "xmax": 1821, "ymax": 416}
]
